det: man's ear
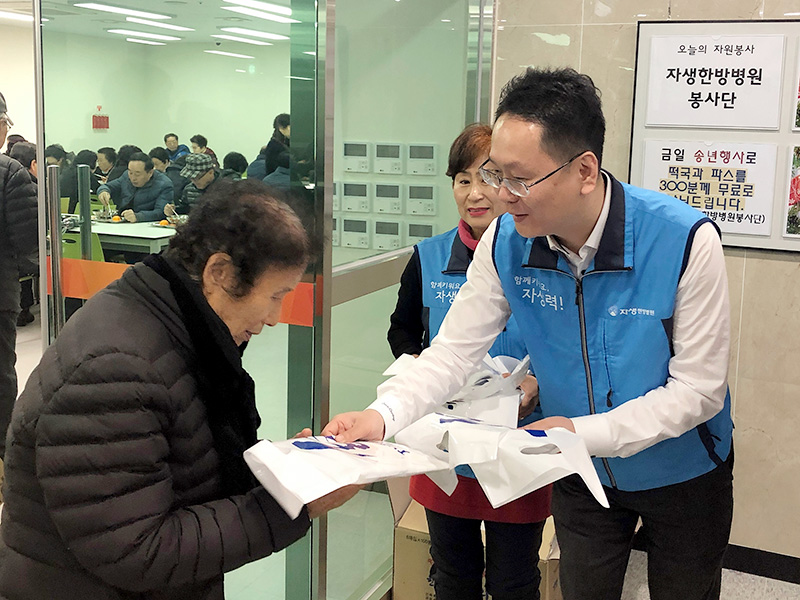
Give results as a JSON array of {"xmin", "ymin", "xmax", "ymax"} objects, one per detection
[{"xmin": 577, "ymin": 152, "xmax": 600, "ymax": 196}]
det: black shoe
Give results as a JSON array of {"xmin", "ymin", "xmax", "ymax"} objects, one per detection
[{"xmin": 17, "ymin": 309, "xmax": 34, "ymax": 327}]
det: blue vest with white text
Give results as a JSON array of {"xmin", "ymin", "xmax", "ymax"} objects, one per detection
[
  {"xmin": 418, "ymin": 227, "xmax": 527, "ymax": 360},
  {"xmin": 492, "ymin": 174, "xmax": 733, "ymax": 491}
]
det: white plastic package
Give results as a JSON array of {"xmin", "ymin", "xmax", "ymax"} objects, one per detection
[
  {"xmin": 395, "ymin": 414, "xmax": 610, "ymax": 508},
  {"xmin": 244, "ymin": 436, "xmax": 453, "ymax": 519},
  {"xmin": 385, "ymin": 353, "xmax": 531, "ymax": 428}
]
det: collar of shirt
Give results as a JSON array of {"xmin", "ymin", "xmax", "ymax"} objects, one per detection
[{"xmin": 546, "ymin": 170, "xmax": 612, "ymax": 277}]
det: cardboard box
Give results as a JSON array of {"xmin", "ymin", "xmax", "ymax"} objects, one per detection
[{"xmin": 388, "ymin": 477, "xmax": 561, "ymax": 600}]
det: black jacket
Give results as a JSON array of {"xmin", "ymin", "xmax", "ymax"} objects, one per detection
[
  {"xmin": 0, "ymin": 262, "xmax": 310, "ymax": 600},
  {"xmin": 0, "ymin": 154, "xmax": 37, "ymax": 312}
]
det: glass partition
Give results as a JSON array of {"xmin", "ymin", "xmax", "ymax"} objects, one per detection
[
  {"xmin": 331, "ymin": 0, "xmax": 483, "ymax": 268},
  {"xmin": 36, "ymin": 1, "xmax": 320, "ymax": 598}
]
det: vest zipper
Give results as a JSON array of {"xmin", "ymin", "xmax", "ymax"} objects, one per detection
[{"xmin": 575, "ymin": 277, "xmax": 618, "ymax": 489}]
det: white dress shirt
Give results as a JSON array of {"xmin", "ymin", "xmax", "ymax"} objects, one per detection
[{"xmin": 369, "ymin": 176, "xmax": 730, "ymax": 459}]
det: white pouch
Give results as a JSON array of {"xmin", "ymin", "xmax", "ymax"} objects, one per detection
[
  {"xmin": 396, "ymin": 413, "xmax": 609, "ymax": 509},
  {"xmin": 244, "ymin": 436, "xmax": 454, "ymax": 519}
]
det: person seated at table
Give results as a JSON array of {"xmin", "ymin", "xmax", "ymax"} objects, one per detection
[
  {"xmin": 246, "ymin": 145, "xmax": 269, "ymax": 181},
  {"xmin": 97, "ymin": 151, "xmax": 172, "ymax": 222},
  {"xmin": 9, "ymin": 142, "xmax": 37, "ymax": 181},
  {"xmin": 190, "ymin": 134, "xmax": 218, "ymax": 168},
  {"xmin": 106, "ymin": 144, "xmax": 142, "ymax": 183},
  {"xmin": 3, "ymin": 134, "xmax": 26, "ymax": 156},
  {"xmin": 95, "ymin": 146, "xmax": 117, "ymax": 184},
  {"xmin": 60, "ymin": 149, "xmax": 100, "ymax": 214},
  {"xmin": 44, "ymin": 143, "xmax": 68, "ymax": 168},
  {"xmin": 168, "ymin": 152, "xmax": 219, "ymax": 216},
  {"xmin": 0, "ymin": 179, "xmax": 360, "ymax": 600},
  {"xmin": 164, "ymin": 132, "xmax": 190, "ymax": 162},
  {"xmin": 221, "ymin": 151, "xmax": 247, "ymax": 181},
  {"xmin": 264, "ymin": 113, "xmax": 290, "ymax": 177},
  {"xmin": 149, "ymin": 146, "xmax": 188, "ymax": 201}
]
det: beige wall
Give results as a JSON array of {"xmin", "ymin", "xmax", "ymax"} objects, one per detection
[{"xmin": 495, "ymin": 0, "xmax": 800, "ymax": 558}]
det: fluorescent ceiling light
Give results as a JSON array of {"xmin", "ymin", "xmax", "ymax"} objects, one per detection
[
  {"xmin": 286, "ymin": 75, "xmax": 313, "ymax": 80},
  {"xmin": 220, "ymin": 27, "xmax": 288, "ymax": 40},
  {"xmin": 221, "ymin": 6, "xmax": 299, "ymax": 23},
  {"xmin": 222, "ymin": 0, "xmax": 292, "ymax": 16},
  {"xmin": 211, "ymin": 34, "xmax": 272, "ymax": 46},
  {"xmin": 126, "ymin": 17, "xmax": 194, "ymax": 31},
  {"xmin": 0, "ymin": 10, "xmax": 33, "ymax": 21},
  {"xmin": 303, "ymin": 51, "xmax": 315, "ymax": 56},
  {"xmin": 108, "ymin": 29, "xmax": 181, "ymax": 41},
  {"xmin": 204, "ymin": 50, "xmax": 255, "ymax": 59},
  {"xmin": 235, "ymin": 69, "xmax": 246, "ymax": 73},
  {"xmin": 74, "ymin": 3, "xmax": 171, "ymax": 20},
  {"xmin": 126, "ymin": 37, "xmax": 166, "ymax": 46}
]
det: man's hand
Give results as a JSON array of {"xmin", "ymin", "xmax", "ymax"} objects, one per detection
[
  {"xmin": 292, "ymin": 428, "xmax": 313, "ymax": 439},
  {"xmin": 521, "ymin": 416, "xmax": 576, "ymax": 433},
  {"xmin": 518, "ymin": 374, "xmax": 540, "ymax": 420},
  {"xmin": 164, "ymin": 203, "xmax": 177, "ymax": 218},
  {"xmin": 121, "ymin": 209, "xmax": 137, "ymax": 223},
  {"xmin": 98, "ymin": 191, "xmax": 111, "ymax": 206},
  {"xmin": 306, "ymin": 484, "xmax": 364, "ymax": 519},
  {"xmin": 321, "ymin": 409, "xmax": 385, "ymax": 443}
]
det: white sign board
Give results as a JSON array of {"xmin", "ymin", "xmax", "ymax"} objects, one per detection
[
  {"xmin": 641, "ymin": 140, "xmax": 778, "ymax": 236},
  {"xmin": 645, "ymin": 35, "xmax": 785, "ymax": 129}
]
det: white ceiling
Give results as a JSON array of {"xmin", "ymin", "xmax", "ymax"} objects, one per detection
[{"xmin": 0, "ymin": 0, "xmax": 294, "ymax": 43}]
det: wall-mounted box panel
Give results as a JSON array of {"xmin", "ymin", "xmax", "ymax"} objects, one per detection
[
  {"xmin": 407, "ymin": 144, "xmax": 437, "ymax": 175},
  {"xmin": 406, "ymin": 184, "xmax": 437, "ymax": 216},
  {"xmin": 342, "ymin": 182, "xmax": 371, "ymax": 213},
  {"xmin": 405, "ymin": 221, "xmax": 436, "ymax": 246},
  {"xmin": 373, "ymin": 219, "xmax": 402, "ymax": 250},
  {"xmin": 373, "ymin": 143, "xmax": 404, "ymax": 174},
  {"xmin": 343, "ymin": 142, "xmax": 371, "ymax": 173},
  {"xmin": 332, "ymin": 181, "xmax": 341, "ymax": 211},
  {"xmin": 373, "ymin": 183, "xmax": 403, "ymax": 214},
  {"xmin": 331, "ymin": 214, "xmax": 340, "ymax": 247},
  {"xmin": 341, "ymin": 217, "xmax": 371, "ymax": 248}
]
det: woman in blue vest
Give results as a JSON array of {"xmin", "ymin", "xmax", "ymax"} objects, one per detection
[{"xmin": 388, "ymin": 124, "xmax": 551, "ymax": 600}]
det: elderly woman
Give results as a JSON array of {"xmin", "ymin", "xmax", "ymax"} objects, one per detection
[
  {"xmin": 387, "ymin": 124, "xmax": 552, "ymax": 600},
  {"xmin": 0, "ymin": 179, "xmax": 357, "ymax": 599}
]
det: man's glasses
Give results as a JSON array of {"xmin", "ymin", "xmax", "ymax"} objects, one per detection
[{"xmin": 478, "ymin": 151, "xmax": 587, "ymax": 198}]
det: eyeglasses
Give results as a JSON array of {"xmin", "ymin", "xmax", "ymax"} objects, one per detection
[{"xmin": 478, "ymin": 151, "xmax": 587, "ymax": 198}]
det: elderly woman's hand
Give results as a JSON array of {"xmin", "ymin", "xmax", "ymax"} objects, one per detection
[{"xmin": 306, "ymin": 484, "xmax": 364, "ymax": 519}]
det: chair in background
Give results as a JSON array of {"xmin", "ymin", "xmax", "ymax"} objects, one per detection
[{"xmin": 61, "ymin": 232, "xmax": 105, "ymax": 262}]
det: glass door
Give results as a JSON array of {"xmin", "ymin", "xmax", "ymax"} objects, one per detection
[{"xmin": 34, "ymin": 1, "xmax": 323, "ymax": 598}]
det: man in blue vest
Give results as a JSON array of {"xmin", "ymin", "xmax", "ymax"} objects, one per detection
[{"xmin": 324, "ymin": 67, "xmax": 733, "ymax": 600}]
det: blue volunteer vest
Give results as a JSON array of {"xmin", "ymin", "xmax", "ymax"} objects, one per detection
[
  {"xmin": 492, "ymin": 174, "xmax": 733, "ymax": 491},
  {"xmin": 418, "ymin": 227, "xmax": 527, "ymax": 360}
]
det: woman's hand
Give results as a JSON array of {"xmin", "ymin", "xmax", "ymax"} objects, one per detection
[{"xmin": 306, "ymin": 484, "xmax": 364, "ymax": 519}]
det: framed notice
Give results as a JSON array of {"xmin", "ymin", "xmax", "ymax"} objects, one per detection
[
  {"xmin": 645, "ymin": 34, "xmax": 784, "ymax": 129},
  {"xmin": 642, "ymin": 140, "xmax": 777, "ymax": 236},
  {"xmin": 631, "ymin": 21, "xmax": 800, "ymax": 252}
]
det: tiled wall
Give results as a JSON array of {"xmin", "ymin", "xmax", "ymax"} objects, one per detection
[{"xmin": 495, "ymin": 0, "xmax": 800, "ymax": 558}]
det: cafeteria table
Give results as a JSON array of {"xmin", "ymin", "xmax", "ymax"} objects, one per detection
[{"xmin": 72, "ymin": 221, "xmax": 176, "ymax": 254}]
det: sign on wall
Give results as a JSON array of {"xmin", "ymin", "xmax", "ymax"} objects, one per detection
[
  {"xmin": 642, "ymin": 140, "xmax": 777, "ymax": 236},
  {"xmin": 645, "ymin": 34, "xmax": 785, "ymax": 129},
  {"xmin": 631, "ymin": 21, "xmax": 800, "ymax": 252}
]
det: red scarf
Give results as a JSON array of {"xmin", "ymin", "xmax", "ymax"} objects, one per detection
[{"xmin": 457, "ymin": 219, "xmax": 479, "ymax": 251}]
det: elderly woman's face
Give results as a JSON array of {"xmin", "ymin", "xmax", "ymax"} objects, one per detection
[{"xmin": 203, "ymin": 253, "xmax": 304, "ymax": 346}]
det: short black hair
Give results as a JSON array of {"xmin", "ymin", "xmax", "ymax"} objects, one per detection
[
  {"xmin": 169, "ymin": 179, "xmax": 320, "ymax": 297},
  {"xmin": 118, "ymin": 144, "xmax": 143, "ymax": 165},
  {"xmin": 190, "ymin": 134, "xmax": 208, "ymax": 148},
  {"xmin": 149, "ymin": 146, "xmax": 169, "ymax": 164},
  {"xmin": 44, "ymin": 143, "xmax": 67, "ymax": 161},
  {"xmin": 97, "ymin": 146, "xmax": 117, "ymax": 164},
  {"xmin": 495, "ymin": 67, "xmax": 605, "ymax": 168},
  {"xmin": 75, "ymin": 149, "xmax": 97, "ymax": 170},
  {"xmin": 164, "ymin": 133, "xmax": 178, "ymax": 143},
  {"xmin": 128, "ymin": 151, "xmax": 154, "ymax": 172},
  {"xmin": 9, "ymin": 141, "xmax": 36, "ymax": 169},
  {"xmin": 223, "ymin": 151, "xmax": 248, "ymax": 174}
]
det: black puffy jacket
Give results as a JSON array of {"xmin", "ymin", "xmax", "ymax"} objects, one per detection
[
  {"xmin": 0, "ymin": 262, "xmax": 310, "ymax": 600},
  {"xmin": 0, "ymin": 154, "xmax": 37, "ymax": 312}
]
